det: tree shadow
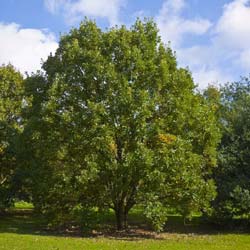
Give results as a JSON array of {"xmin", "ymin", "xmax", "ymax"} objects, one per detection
[
  {"xmin": 0, "ymin": 210, "xmax": 48, "ymax": 236},
  {"xmin": 1, "ymin": 211, "xmax": 250, "ymax": 241},
  {"xmin": 0, "ymin": 211, "xmax": 160, "ymax": 240},
  {"xmin": 163, "ymin": 215, "xmax": 250, "ymax": 235}
]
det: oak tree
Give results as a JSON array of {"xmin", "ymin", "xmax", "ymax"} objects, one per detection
[{"xmin": 29, "ymin": 19, "xmax": 220, "ymax": 230}]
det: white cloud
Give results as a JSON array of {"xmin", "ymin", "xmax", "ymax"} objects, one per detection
[
  {"xmin": 44, "ymin": 0, "xmax": 126, "ymax": 26},
  {"xmin": 163, "ymin": 0, "xmax": 186, "ymax": 14},
  {"xmin": 192, "ymin": 67, "xmax": 232, "ymax": 90},
  {"xmin": 44, "ymin": 0, "xmax": 67, "ymax": 14},
  {"xmin": 239, "ymin": 49, "xmax": 250, "ymax": 70},
  {"xmin": 156, "ymin": 0, "xmax": 212, "ymax": 47},
  {"xmin": 213, "ymin": 0, "xmax": 250, "ymax": 73},
  {"xmin": 214, "ymin": 0, "xmax": 250, "ymax": 50},
  {"xmin": 0, "ymin": 23, "xmax": 58, "ymax": 74},
  {"xmin": 156, "ymin": 0, "xmax": 250, "ymax": 88},
  {"xmin": 177, "ymin": 45, "xmax": 233, "ymax": 89}
]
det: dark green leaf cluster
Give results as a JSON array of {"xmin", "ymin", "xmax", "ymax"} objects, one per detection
[
  {"xmin": 0, "ymin": 64, "xmax": 24, "ymax": 210},
  {"xmin": 213, "ymin": 77, "xmax": 250, "ymax": 220}
]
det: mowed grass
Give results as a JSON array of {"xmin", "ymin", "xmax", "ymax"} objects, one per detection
[
  {"xmin": 2, "ymin": 231, "xmax": 250, "ymax": 250},
  {"xmin": 1, "ymin": 206, "xmax": 250, "ymax": 250}
]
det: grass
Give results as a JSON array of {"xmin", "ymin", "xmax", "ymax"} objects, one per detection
[
  {"xmin": 1, "ymin": 205, "xmax": 250, "ymax": 249},
  {"xmin": 14, "ymin": 200, "xmax": 34, "ymax": 210},
  {"xmin": 1, "ymin": 233, "xmax": 250, "ymax": 250}
]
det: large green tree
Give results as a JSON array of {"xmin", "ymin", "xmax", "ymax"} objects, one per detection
[
  {"xmin": 0, "ymin": 64, "xmax": 24, "ymax": 210},
  {"xmin": 29, "ymin": 19, "xmax": 220, "ymax": 230}
]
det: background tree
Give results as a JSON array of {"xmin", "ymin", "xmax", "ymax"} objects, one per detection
[
  {"xmin": 213, "ymin": 77, "xmax": 250, "ymax": 219},
  {"xmin": 13, "ymin": 72, "xmax": 50, "ymax": 205},
  {"xmin": 28, "ymin": 19, "xmax": 220, "ymax": 230},
  {"xmin": 0, "ymin": 64, "xmax": 24, "ymax": 211}
]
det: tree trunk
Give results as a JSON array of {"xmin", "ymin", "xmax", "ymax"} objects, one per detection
[
  {"xmin": 115, "ymin": 207, "xmax": 124, "ymax": 230},
  {"xmin": 115, "ymin": 205, "xmax": 130, "ymax": 230},
  {"xmin": 124, "ymin": 210, "xmax": 128, "ymax": 229}
]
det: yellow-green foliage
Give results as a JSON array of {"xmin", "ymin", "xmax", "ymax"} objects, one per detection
[{"xmin": 157, "ymin": 133, "xmax": 177, "ymax": 145}]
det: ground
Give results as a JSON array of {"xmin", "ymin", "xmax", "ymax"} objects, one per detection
[{"xmin": 1, "ymin": 204, "xmax": 250, "ymax": 250}]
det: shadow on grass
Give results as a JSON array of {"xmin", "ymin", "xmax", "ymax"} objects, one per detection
[
  {"xmin": 1, "ymin": 210, "xmax": 250, "ymax": 241},
  {"xmin": 0, "ymin": 210, "xmax": 48, "ymax": 236}
]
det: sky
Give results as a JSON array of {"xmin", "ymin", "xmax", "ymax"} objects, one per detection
[{"xmin": 0, "ymin": 0, "xmax": 250, "ymax": 89}]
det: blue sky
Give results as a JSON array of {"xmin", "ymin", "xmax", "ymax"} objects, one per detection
[{"xmin": 0, "ymin": 0, "xmax": 250, "ymax": 88}]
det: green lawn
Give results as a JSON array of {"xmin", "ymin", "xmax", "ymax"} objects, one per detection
[
  {"xmin": 1, "ymin": 231, "xmax": 250, "ymax": 250},
  {"xmin": 1, "ymin": 209, "xmax": 250, "ymax": 250}
]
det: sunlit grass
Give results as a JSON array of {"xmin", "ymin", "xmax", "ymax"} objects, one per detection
[
  {"xmin": 1, "ymin": 232, "xmax": 250, "ymax": 250},
  {"xmin": 14, "ymin": 201, "xmax": 34, "ymax": 210}
]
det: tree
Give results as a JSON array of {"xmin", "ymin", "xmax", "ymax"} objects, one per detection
[
  {"xmin": 13, "ymin": 72, "xmax": 50, "ymax": 204},
  {"xmin": 0, "ymin": 64, "xmax": 24, "ymax": 211},
  {"xmin": 29, "ymin": 19, "xmax": 220, "ymax": 230},
  {"xmin": 213, "ymin": 77, "xmax": 250, "ymax": 219}
]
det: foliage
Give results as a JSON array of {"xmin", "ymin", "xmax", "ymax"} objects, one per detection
[{"xmin": 143, "ymin": 200, "xmax": 168, "ymax": 232}]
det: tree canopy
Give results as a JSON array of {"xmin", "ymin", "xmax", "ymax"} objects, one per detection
[{"xmin": 213, "ymin": 77, "xmax": 250, "ymax": 219}]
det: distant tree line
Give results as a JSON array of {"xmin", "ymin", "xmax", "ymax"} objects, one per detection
[{"xmin": 0, "ymin": 19, "xmax": 250, "ymax": 231}]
